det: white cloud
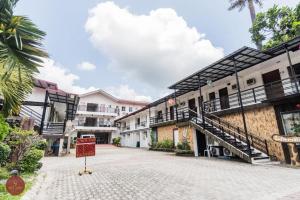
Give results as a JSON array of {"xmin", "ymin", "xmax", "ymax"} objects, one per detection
[
  {"xmin": 77, "ymin": 61, "xmax": 96, "ymax": 71},
  {"xmin": 85, "ymin": 2, "xmax": 224, "ymax": 89},
  {"xmin": 106, "ymin": 84, "xmax": 152, "ymax": 102},
  {"xmin": 37, "ymin": 59, "xmax": 97, "ymax": 94},
  {"xmin": 36, "ymin": 59, "xmax": 150, "ymax": 102}
]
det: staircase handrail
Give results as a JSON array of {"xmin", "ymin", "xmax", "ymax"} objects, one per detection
[{"xmin": 203, "ymin": 110, "xmax": 269, "ymax": 155}]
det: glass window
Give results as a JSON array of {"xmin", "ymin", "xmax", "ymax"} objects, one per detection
[
  {"xmin": 129, "ymin": 107, "xmax": 133, "ymax": 112},
  {"xmin": 122, "ymin": 106, "xmax": 126, "ymax": 111},
  {"xmin": 281, "ymin": 111, "xmax": 300, "ymax": 136}
]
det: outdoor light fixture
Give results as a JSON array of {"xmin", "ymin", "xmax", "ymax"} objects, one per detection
[{"xmin": 207, "ymin": 79, "xmax": 213, "ymax": 86}]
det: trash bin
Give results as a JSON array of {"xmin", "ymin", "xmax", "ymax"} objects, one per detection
[
  {"xmin": 136, "ymin": 141, "xmax": 140, "ymax": 148},
  {"xmin": 53, "ymin": 143, "xmax": 59, "ymax": 156}
]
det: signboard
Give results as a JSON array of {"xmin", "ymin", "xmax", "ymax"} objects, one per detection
[
  {"xmin": 272, "ymin": 134, "xmax": 300, "ymax": 143},
  {"xmin": 168, "ymin": 98, "xmax": 175, "ymax": 105},
  {"xmin": 6, "ymin": 176, "xmax": 25, "ymax": 196},
  {"xmin": 76, "ymin": 138, "xmax": 96, "ymax": 158}
]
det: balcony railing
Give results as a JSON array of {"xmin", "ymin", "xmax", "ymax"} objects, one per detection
[
  {"xmin": 135, "ymin": 121, "xmax": 147, "ymax": 129},
  {"xmin": 77, "ymin": 105, "xmax": 118, "ymax": 114},
  {"xmin": 77, "ymin": 121, "xmax": 113, "ymax": 127},
  {"xmin": 203, "ymin": 75, "xmax": 300, "ymax": 113},
  {"xmin": 150, "ymin": 107, "xmax": 193, "ymax": 126}
]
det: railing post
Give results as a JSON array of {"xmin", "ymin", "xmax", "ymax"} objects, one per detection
[
  {"xmin": 252, "ymin": 88, "xmax": 257, "ymax": 103},
  {"xmin": 264, "ymin": 140, "xmax": 269, "ymax": 156},
  {"xmin": 174, "ymin": 89, "xmax": 178, "ymax": 123},
  {"xmin": 285, "ymin": 45, "xmax": 299, "ymax": 93},
  {"xmin": 233, "ymin": 58, "xmax": 251, "ymax": 157},
  {"xmin": 40, "ymin": 90, "xmax": 49, "ymax": 134}
]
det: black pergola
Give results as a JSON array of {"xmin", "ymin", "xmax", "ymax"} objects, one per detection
[
  {"xmin": 40, "ymin": 89, "xmax": 80, "ymax": 133},
  {"xmin": 168, "ymin": 46, "xmax": 273, "ymax": 92}
]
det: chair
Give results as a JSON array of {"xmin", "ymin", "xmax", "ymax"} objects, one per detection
[{"xmin": 204, "ymin": 145, "xmax": 212, "ymax": 158}]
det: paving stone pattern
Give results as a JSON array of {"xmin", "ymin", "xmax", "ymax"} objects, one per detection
[{"xmin": 22, "ymin": 146, "xmax": 300, "ymax": 200}]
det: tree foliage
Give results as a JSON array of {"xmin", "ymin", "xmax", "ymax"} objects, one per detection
[
  {"xmin": 250, "ymin": 3, "xmax": 300, "ymax": 50},
  {"xmin": 0, "ymin": 0, "xmax": 48, "ymax": 116}
]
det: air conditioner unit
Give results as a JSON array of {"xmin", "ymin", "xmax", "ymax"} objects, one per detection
[
  {"xmin": 246, "ymin": 78, "xmax": 256, "ymax": 86},
  {"xmin": 223, "ymin": 147, "xmax": 233, "ymax": 157},
  {"xmin": 211, "ymin": 146, "xmax": 221, "ymax": 156}
]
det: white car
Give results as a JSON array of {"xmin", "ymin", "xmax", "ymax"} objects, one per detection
[{"xmin": 80, "ymin": 134, "xmax": 95, "ymax": 139}]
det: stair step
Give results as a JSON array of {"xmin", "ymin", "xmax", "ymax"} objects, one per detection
[
  {"xmin": 253, "ymin": 156, "xmax": 269, "ymax": 160},
  {"xmin": 251, "ymin": 152, "xmax": 261, "ymax": 157}
]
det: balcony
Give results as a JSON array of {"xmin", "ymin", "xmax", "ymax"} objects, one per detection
[
  {"xmin": 203, "ymin": 75, "xmax": 300, "ymax": 113},
  {"xmin": 135, "ymin": 121, "xmax": 148, "ymax": 129},
  {"xmin": 150, "ymin": 107, "xmax": 192, "ymax": 127},
  {"xmin": 77, "ymin": 105, "xmax": 119, "ymax": 117},
  {"xmin": 75, "ymin": 120, "xmax": 117, "ymax": 132}
]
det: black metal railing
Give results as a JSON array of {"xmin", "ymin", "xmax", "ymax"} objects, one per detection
[
  {"xmin": 135, "ymin": 121, "xmax": 147, "ymax": 129},
  {"xmin": 149, "ymin": 107, "xmax": 193, "ymax": 126},
  {"xmin": 203, "ymin": 75, "xmax": 300, "ymax": 112},
  {"xmin": 203, "ymin": 112, "xmax": 269, "ymax": 156}
]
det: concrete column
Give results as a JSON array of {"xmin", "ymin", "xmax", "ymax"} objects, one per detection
[
  {"xmin": 58, "ymin": 138, "xmax": 64, "ymax": 156},
  {"xmin": 66, "ymin": 135, "xmax": 71, "ymax": 154},
  {"xmin": 192, "ymin": 128, "xmax": 198, "ymax": 157}
]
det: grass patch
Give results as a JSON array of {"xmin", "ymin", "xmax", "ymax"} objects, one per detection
[{"xmin": 0, "ymin": 170, "xmax": 36, "ymax": 200}]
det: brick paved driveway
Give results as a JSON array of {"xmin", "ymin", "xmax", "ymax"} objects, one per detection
[{"xmin": 23, "ymin": 146, "xmax": 300, "ymax": 200}]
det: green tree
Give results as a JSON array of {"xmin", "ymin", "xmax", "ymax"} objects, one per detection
[
  {"xmin": 250, "ymin": 4, "xmax": 300, "ymax": 50},
  {"xmin": 228, "ymin": 0, "xmax": 263, "ymax": 49},
  {"xmin": 0, "ymin": 0, "xmax": 48, "ymax": 116}
]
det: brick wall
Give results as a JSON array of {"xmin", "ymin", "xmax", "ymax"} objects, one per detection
[
  {"xmin": 157, "ymin": 125, "xmax": 195, "ymax": 149},
  {"xmin": 220, "ymin": 105, "xmax": 285, "ymax": 161}
]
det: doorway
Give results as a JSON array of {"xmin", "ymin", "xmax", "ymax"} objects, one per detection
[
  {"xmin": 173, "ymin": 129, "xmax": 179, "ymax": 147},
  {"xmin": 95, "ymin": 133, "xmax": 109, "ymax": 144},
  {"xmin": 208, "ymin": 92, "xmax": 216, "ymax": 111},
  {"xmin": 170, "ymin": 106, "xmax": 174, "ymax": 120},
  {"xmin": 188, "ymin": 98, "xmax": 197, "ymax": 118},
  {"xmin": 219, "ymin": 87, "xmax": 230, "ymax": 110},
  {"xmin": 262, "ymin": 69, "xmax": 284, "ymax": 99},
  {"xmin": 196, "ymin": 130, "xmax": 207, "ymax": 156}
]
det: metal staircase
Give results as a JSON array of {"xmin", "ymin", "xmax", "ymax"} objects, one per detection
[
  {"xmin": 19, "ymin": 105, "xmax": 42, "ymax": 127},
  {"xmin": 178, "ymin": 108, "xmax": 270, "ymax": 163},
  {"xmin": 19, "ymin": 105, "xmax": 65, "ymax": 137}
]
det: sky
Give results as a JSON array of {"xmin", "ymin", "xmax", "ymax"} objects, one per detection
[{"xmin": 15, "ymin": 0, "xmax": 299, "ymax": 102}]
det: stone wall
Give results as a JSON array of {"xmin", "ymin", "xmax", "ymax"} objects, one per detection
[
  {"xmin": 157, "ymin": 125, "xmax": 195, "ymax": 148},
  {"xmin": 220, "ymin": 106, "xmax": 285, "ymax": 161}
]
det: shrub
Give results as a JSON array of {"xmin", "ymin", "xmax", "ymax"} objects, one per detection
[
  {"xmin": 176, "ymin": 141, "xmax": 191, "ymax": 151},
  {"xmin": 0, "ymin": 114, "xmax": 10, "ymax": 142},
  {"xmin": 175, "ymin": 149, "xmax": 194, "ymax": 156},
  {"xmin": 0, "ymin": 167, "xmax": 9, "ymax": 180},
  {"xmin": 112, "ymin": 137, "xmax": 121, "ymax": 146},
  {"xmin": 5, "ymin": 162, "xmax": 17, "ymax": 171},
  {"xmin": 155, "ymin": 139, "xmax": 174, "ymax": 149},
  {"xmin": 5, "ymin": 128, "xmax": 42, "ymax": 162},
  {"xmin": 18, "ymin": 148, "xmax": 44, "ymax": 173},
  {"xmin": 0, "ymin": 143, "xmax": 11, "ymax": 166},
  {"xmin": 34, "ymin": 140, "xmax": 47, "ymax": 150}
]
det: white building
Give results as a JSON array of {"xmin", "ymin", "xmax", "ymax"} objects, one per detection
[
  {"xmin": 115, "ymin": 107, "xmax": 151, "ymax": 148},
  {"xmin": 73, "ymin": 90, "xmax": 148, "ymax": 144}
]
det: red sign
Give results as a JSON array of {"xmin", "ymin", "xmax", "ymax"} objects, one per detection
[
  {"xmin": 168, "ymin": 98, "xmax": 175, "ymax": 105},
  {"xmin": 6, "ymin": 176, "xmax": 25, "ymax": 196},
  {"xmin": 76, "ymin": 138, "xmax": 96, "ymax": 158}
]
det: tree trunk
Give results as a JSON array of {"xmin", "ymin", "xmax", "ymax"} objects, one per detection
[{"xmin": 248, "ymin": 0, "xmax": 262, "ymax": 50}]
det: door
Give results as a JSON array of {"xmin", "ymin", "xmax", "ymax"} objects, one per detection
[
  {"xmin": 219, "ymin": 87, "xmax": 230, "ymax": 110},
  {"xmin": 262, "ymin": 69, "xmax": 284, "ymax": 99},
  {"xmin": 196, "ymin": 130, "xmax": 207, "ymax": 156},
  {"xmin": 208, "ymin": 92, "xmax": 216, "ymax": 111},
  {"xmin": 170, "ymin": 106, "xmax": 174, "ymax": 120},
  {"xmin": 173, "ymin": 129, "xmax": 179, "ymax": 147},
  {"xmin": 188, "ymin": 98, "xmax": 197, "ymax": 118}
]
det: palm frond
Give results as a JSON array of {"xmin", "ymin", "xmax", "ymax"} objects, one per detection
[{"xmin": 228, "ymin": 0, "xmax": 247, "ymax": 11}]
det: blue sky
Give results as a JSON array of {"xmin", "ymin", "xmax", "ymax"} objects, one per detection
[{"xmin": 15, "ymin": 0, "xmax": 299, "ymax": 101}]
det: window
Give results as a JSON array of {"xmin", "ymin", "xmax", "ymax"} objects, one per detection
[
  {"xmin": 122, "ymin": 106, "xmax": 126, "ymax": 111},
  {"xmin": 129, "ymin": 107, "xmax": 133, "ymax": 112}
]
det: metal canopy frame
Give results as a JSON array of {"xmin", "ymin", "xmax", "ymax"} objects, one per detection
[
  {"xmin": 147, "ymin": 36, "xmax": 300, "ymax": 108},
  {"xmin": 168, "ymin": 46, "xmax": 273, "ymax": 92},
  {"xmin": 47, "ymin": 90, "xmax": 80, "ymax": 120}
]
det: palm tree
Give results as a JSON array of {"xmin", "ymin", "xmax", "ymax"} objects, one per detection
[
  {"xmin": 228, "ymin": 0, "xmax": 263, "ymax": 49},
  {"xmin": 0, "ymin": 0, "xmax": 48, "ymax": 116}
]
